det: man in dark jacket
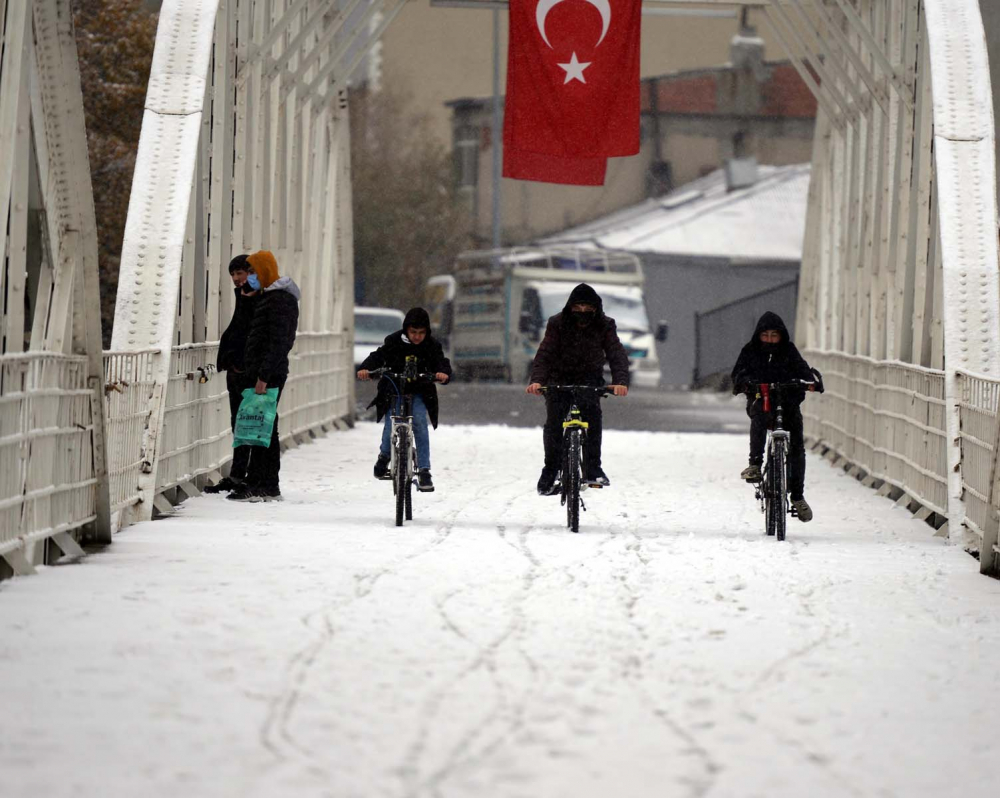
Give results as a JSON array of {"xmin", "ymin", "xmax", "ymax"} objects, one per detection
[
  {"xmin": 207, "ymin": 254, "xmax": 259, "ymax": 494},
  {"xmin": 526, "ymin": 283, "xmax": 630, "ymax": 495},
  {"xmin": 228, "ymin": 250, "xmax": 300, "ymax": 503},
  {"xmin": 731, "ymin": 311, "xmax": 817, "ymax": 522},
  {"xmin": 357, "ymin": 307, "xmax": 452, "ymax": 492}
]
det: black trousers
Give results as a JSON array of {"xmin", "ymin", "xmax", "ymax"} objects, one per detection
[
  {"xmin": 227, "ymin": 371, "xmax": 251, "ymax": 482},
  {"xmin": 749, "ymin": 404, "xmax": 806, "ymax": 498},
  {"xmin": 240, "ymin": 376, "xmax": 286, "ymax": 491},
  {"xmin": 543, "ymin": 392, "xmax": 603, "ymax": 475}
]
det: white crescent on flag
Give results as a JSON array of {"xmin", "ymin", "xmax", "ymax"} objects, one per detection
[{"xmin": 536, "ymin": 0, "xmax": 612, "ymax": 50}]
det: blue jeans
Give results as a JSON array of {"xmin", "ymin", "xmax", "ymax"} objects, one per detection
[{"xmin": 380, "ymin": 395, "xmax": 431, "ymax": 470}]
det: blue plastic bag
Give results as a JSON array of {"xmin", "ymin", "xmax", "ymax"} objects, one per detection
[{"xmin": 233, "ymin": 388, "xmax": 279, "ymax": 447}]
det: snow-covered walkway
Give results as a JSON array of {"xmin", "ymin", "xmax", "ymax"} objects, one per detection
[{"xmin": 2, "ymin": 424, "xmax": 999, "ymax": 798}]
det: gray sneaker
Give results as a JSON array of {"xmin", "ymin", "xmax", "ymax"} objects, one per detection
[
  {"xmin": 741, "ymin": 464, "xmax": 762, "ymax": 483},
  {"xmin": 791, "ymin": 497, "xmax": 813, "ymax": 522}
]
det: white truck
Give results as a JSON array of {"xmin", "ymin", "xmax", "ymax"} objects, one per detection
[{"xmin": 439, "ymin": 247, "xmax": 666, "ymax": 387}]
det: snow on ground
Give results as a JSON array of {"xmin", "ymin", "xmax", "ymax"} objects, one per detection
[{"xmin": 2, "ymin": 424, "xmax": 999, "ymax": 798}]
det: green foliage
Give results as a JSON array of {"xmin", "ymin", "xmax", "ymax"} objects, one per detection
[
  {"xmin": 350, "ymin": 86, "xmax": 471, "ymax": 310},
  {"xmin": 72, "ymin": 0, "xmax": 158, "ymax": 346}
]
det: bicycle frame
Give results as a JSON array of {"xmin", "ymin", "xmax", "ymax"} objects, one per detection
[
  {"xmin": 365, "ymin": 360, "xmax": 436, "ymax": 526},
  {"xmin": 389, "ymin": 394, "xmax": 416, "ymax": 487},
  {"xmin": 543, "ymin": 385, "xmax": 610, "ymax": 533},
  {"xmin": 752, "ymin": 381, "xmax": 808, "ymax": 539}
]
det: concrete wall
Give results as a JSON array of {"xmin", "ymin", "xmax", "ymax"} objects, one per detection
[{"xmin": 640, "ymin": 255, "xmax": 799, "ymax": 387}]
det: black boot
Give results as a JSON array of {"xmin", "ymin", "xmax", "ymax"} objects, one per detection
[
  {"xmin": 205, "ymin": 476, "xmax": 242, "ymax": 494},
  {"xmin": 537, "ymin": 467, "xmax": 558, "ymax": 496},
  {"xmin": 374, "ymin": 454, "xmax": 390, "ymax": 480},
  {"xmin": 417, "ymin": 469, "xmax": 434, "ymax": 492},
  {"xmin": 586, "ymin": 467, "xmax": 610, "ymax": 487}
]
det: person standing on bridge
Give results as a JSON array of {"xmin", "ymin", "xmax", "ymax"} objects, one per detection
[
  {"xmin": 731, "ymin": 311, "xmax": 817, "ymax": 522},
  {"xmin": 227, "ymin": 250, "xmax": 300, "ymax": 503},
  {"xmin": 207, "ymin": 254, "xmax": 260, "ymax": 495},
  {"xmin": 526, "ymin": 283, "xmax": 630, "ymax": 496}
]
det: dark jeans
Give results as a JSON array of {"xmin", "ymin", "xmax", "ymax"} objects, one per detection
[
  {"xmin": 240, "ymin": 376, "xmax": 286, "ymax": 492},
  {"xmin": 749, "ymin": 404, "xmax": 805, "ymax": 499},
  {"xmin": 227, "ymin": 371, "xmax": 251, "ymax": 482},
  {"xmin": 543, "ymin": 392, "xmax": 603, "ymax": 475}
]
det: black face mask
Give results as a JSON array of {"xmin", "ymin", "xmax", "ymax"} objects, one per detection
[{"xmin": 572, "ymin": 310, "xmax": 596, "ymax": 327}]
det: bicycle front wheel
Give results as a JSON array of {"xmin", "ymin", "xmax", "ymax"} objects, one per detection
[
  {"xmin": 404, "ymin": 446, "xmax": 415, "ymax": 521},
  {"xmin": 566, "ymin": 429, "xmax": 582, "ymax": 533},
  {"xmin": 771, "ymin": 443, "xmax": 787, "ymax": 541},
  {"xmin": 395, "ymin": 428, "xmax": 409, "ymax": 527}
]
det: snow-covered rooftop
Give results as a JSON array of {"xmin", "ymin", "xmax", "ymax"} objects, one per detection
[{"xmin": 543, "ymin": 163, "xmax": 812, "ymax": 264}]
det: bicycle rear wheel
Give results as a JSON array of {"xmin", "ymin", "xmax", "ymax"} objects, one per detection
[
  {"xmin": 566, "ymin": 429, "xmax": 582, "ymax": 533},
  {"xmin": 395, "ymin": 429, "xmax": 409, "ymax": 527},
  {"xmin": 771, "ymin": 443, "xmax": 787, "ymax": 541}
]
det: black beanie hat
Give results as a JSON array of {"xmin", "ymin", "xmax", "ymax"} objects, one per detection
[
  {"xmin": 228, "ymin": 254, "xmax": 249, "ymax": 274},
  {"xmin": 403, "ymin": 307, "xmax": 432, "ymax": 334}
]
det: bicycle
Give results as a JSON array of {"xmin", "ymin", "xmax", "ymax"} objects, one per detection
[
  {"xmin": 541, "ymin": 385, "xmax": 612, "ymax": 534},
  {"xmin": 367, "ymin": 361, "xmax": 437, "ymax": 527},
  {"xmin": 747, "ymin": 379, "xmax": 818, "ymax": 541}
]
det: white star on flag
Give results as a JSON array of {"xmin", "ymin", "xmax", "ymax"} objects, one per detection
[{"xmin": 558, "ymin": 52, "xmax": 591, "ymax": 84}]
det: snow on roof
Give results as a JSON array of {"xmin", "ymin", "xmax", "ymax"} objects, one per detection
[{"xmin": 542, "ymin": 163, "xmax": 811, "ymax": 264}]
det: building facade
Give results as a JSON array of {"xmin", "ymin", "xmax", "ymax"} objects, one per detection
[{"xmin": 449, "ymin": 32, "xmax": 816, "ymax": 245}]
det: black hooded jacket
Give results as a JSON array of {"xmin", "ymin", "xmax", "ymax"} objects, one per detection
[
  {"xmin": 359, "ymin": 307, "xmax": 453, "ymax": 428},
  {"xmin": 731, "ymin": 311, "xmax": 815, "ymax": 408},
  {"xmin": 217, "ymin": 287, "xmax": 258, "ymax": 372},
  {"xmin": 529, "ymin": 283, "xmax": 631, "ymax": 386},
  {"xmin": 244, "ymin": 279, "xmax": 300, "ymax": 385}
]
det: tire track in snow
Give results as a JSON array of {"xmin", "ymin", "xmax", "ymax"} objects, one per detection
[
  {"xmin": 397, "ymin": 482, "xmax": 544, "ymax": 796},
  {"xmin": 608, "ymin": 487, "xmax": 725, "ymax": 797},
  {"xmin": 258, "ymin": 475, "xmax": 524, "ymax": 774}
]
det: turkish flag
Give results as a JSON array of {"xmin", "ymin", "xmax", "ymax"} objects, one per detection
[{"xmin": 503, "ymin": 0, "xmax": 641, "ymax": 184}]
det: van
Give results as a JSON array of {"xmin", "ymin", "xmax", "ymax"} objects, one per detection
[{"xmin": 442, "ymin": 247, "xmax": 666, "ymax": 387}]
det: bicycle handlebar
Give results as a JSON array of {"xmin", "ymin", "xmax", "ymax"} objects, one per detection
[
  {"xmin": 754, "ymin": 380, "xmax": 816, "ymax": 390},
  {"xmin": 540, "ymin": 385, "xmax": 613, "ymax": 396},
  {"xmin": 364, "ymin": 367, "xmax": 439, "ymax": 382}
]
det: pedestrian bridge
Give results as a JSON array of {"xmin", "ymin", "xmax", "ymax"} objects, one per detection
[{"xmin": 2, "ymin": 0, "xmax": 1000, "ymax": 581}]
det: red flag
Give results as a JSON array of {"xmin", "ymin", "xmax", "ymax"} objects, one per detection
[
  {"xmin": 503, "ymin": 0, "xmax": 641, "ymax": 184},
  {"xmin": 503, "ymin": 146, "xmax": 607, "ymax": 186}
]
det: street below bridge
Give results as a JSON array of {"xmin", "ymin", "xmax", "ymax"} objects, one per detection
[{"xmin": 3, "ymin": 423, "xmax": 999, "ymax": 797}]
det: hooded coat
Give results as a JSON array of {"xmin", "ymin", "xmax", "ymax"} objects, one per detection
[
  {"xmin": 529, "ymin": 283, "xmax": 630, "ymax": 386},
  {"xmin": 243, "ymin": 250, "xmax": 301, "ymax": 385},
  {"xmin": 217, "ymin": 286, "xmax": 258, "ymax": 372},
  {"xmin": 359, "ymin": 307, "xmax": 453, "ymax": 429},
  {"xmin": 731, "ymin": 311, "xmax": 814, "ymax": 408}
]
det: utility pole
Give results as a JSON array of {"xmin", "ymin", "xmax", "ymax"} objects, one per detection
[{"xmin": 491, "ymin": 8, "xmax": 502, "ymax": 249}]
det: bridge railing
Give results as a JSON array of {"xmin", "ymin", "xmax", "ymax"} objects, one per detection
[
  {"xmin": 955, "ymin": 370, "xmax": 1000, "ymax": 574},
  {"xmin": 1, "ymin": 353, "xmax": 98, "ymax": 567},
  {"xmin": 104, "ymin": 349, "xmax": 159, "ymax": 515},
  {"xmin": 100, "ymin": 333, "xmax": 352, "ymax": 527},
  {"xmin": 281, "ymin": 332, "xmax": 353, "ymax": 440},
  {"xmin": 802, "ymin": 350, "xmax": 949, "ymax": 517}
]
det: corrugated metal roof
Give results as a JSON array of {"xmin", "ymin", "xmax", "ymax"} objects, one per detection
[{"xmin": 542, "ymin": 163, "xmax": 811, "ymax": 264}]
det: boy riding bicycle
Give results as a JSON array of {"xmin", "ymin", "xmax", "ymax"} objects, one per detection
[
  {"xmin": 526, "ymin": 283, "xmax": 630, "ymax": 496},
  {"xmin": 731, "ymin": 311, "xmax": 817, "ymax": 522},
  {"xmin": 357, "ymin": 308, "xmax": 452, "ymax": 492}
]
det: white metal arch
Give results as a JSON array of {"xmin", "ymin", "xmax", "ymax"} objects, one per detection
[
  {"xmin": 0, "ymin": 0, "xmax": 111, "ymax": 572},
  {"xmin": 781, "ymin": 0, "xmax": 999, "ymax": 560}
]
